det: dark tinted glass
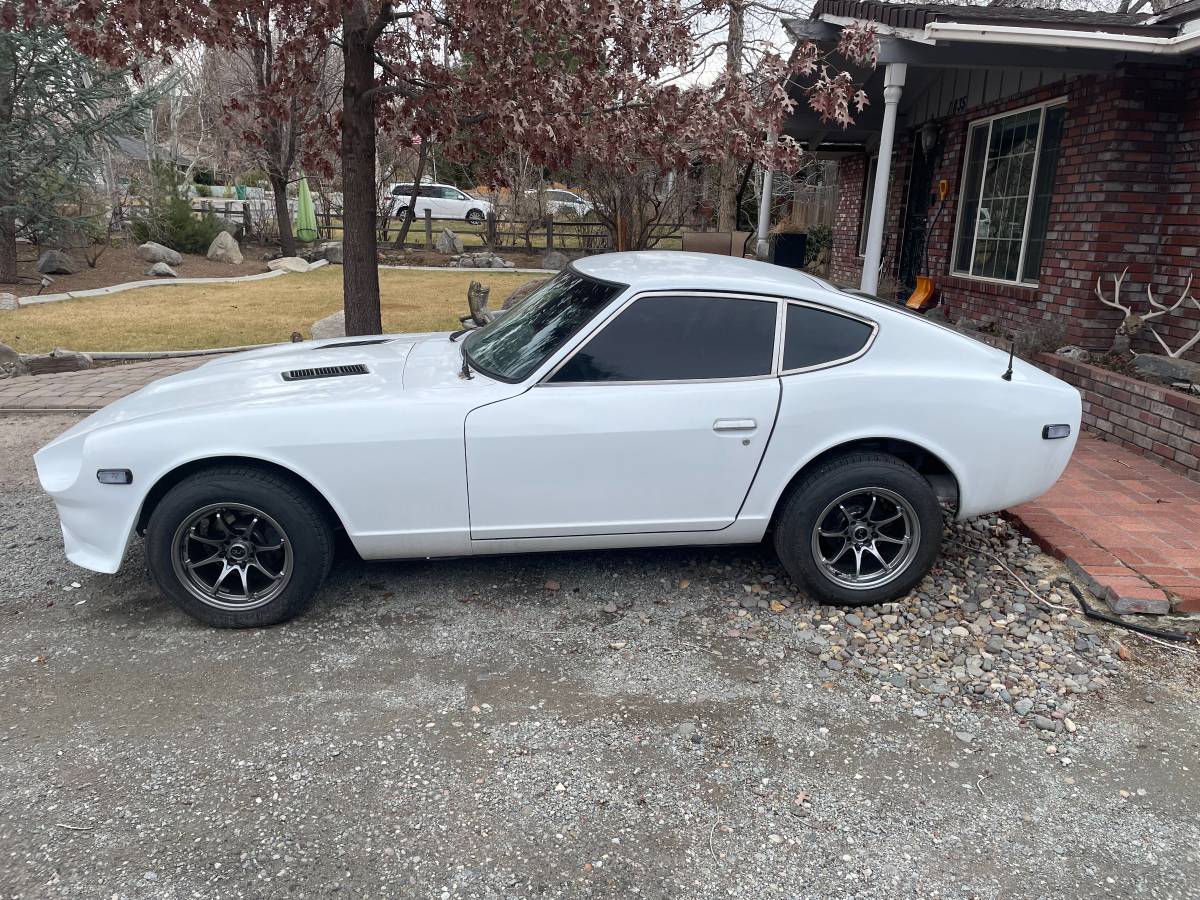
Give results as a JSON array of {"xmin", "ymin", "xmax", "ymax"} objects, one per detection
[
  {"xmin": 783, "ymin": 304, "xmax": 873, "ymax": 370},
  {"xmin": 1021, "ymin": 105, "xmax": 1066, "ymax": 283},
  {"xmin": 550, "ymin": 295, "xmax": 776, "ymax": 383},
  {"xmin": 464, "ymin": 272, "xmax": 621, "ymax": 381}
]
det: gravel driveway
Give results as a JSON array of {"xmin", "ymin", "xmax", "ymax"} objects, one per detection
[{"xmin": 2, "ymin": 413, "xmax": 1199, "ymax": 899}]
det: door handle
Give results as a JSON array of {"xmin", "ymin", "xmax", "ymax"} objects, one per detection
[{"xmin": 713, "ymin": 418, "xmax": 757, "ymax": 433}]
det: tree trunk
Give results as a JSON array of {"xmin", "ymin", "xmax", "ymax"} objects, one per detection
[
  {"xmin": 341, "ymin": 0, "xmax": 382, "ymax": 336},
  {"xmin": 392, "ymin": 140, "xmax": 429, "ymax": 248},
  {"xmin": 0, "ymin": 209, "xmax": 16, "ymax": 284},
  {"xmin": 716, "ymin": 0, "xmax": 744, "ymax": 233},
  {"xmin": 270, "ymin": 171, "xmax": 297, "ymax": 257}
]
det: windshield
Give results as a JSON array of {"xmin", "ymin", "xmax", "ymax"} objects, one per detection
[{"xmin": 463, "ymin": 271, "xmax": 623, "ymax": 382}]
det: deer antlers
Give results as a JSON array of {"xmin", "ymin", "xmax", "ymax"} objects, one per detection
[
  {"xmin": 1146, "ymin": 274, "xmax": 1200, "ymax": 360},
  {"xmin": 1095, "ymin": 268, "xmax": 1132, "ymax": 317}
]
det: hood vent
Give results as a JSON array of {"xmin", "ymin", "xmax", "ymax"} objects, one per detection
[
  {"xmin": 321, "ymin": 338, "xmax": 392, "ymax": 348},
  {"xmin": 282, "ymin": 363, "xmax": 369, "ymax": 382}
]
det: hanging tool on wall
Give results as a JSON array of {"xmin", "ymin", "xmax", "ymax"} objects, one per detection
[{"xmin": 906, "ymin": 178, "xmax": 950, "ymax": 311}]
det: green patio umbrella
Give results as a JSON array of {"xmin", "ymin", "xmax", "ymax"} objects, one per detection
[{"xmin": 294, "ymin": 174, "xmax": 319, "ymax": 243}]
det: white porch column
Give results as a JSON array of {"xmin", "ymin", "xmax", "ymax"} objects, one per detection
[
  {"xmin": 860, "ymin": 62, "xmax": 907, "ymax": 295},
  {"xmin": 755, "ymin": 132, "xmax": 776, "ymax": 261}
]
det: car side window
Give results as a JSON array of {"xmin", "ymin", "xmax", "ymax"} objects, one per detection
[
  {"xmin": 782, "ymin": 303, "xmax": 874, "ymax": 372},
  {"xmin": 550, "ymin": 295, "xmax": 777, "ymax": 383}
]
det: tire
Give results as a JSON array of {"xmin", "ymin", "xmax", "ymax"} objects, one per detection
[
  {"xmin": 773, "ymin": 452, "xmax": 942, "ymax": 606},
  {"xmin": 465, "ymin": 208, "xmax": 485, "ymax": 226},
  {"xmin": 395, "ymin": 205, "xmax": 410, "ymax": 220},
  {"xmin": 145, "ymin": 466, "xmax": 334, "ymax": 628}
]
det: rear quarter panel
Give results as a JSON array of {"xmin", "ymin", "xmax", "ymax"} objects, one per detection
[{"xmin": 742, "ymin": 313, "xmax": 1081, "ymax": 525}]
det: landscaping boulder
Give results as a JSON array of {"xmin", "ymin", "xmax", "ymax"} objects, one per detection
[
  {"xmin": 542, "ymin": 249, "xmax": 569, "ymax": 271},
  {"xmin": 1134, "ymin": 352, "xmax": 1200, "ymax": 385},
  {"xmin": 1055, "ymin": 345, "xmax": 1090, "ymax": 362},
  {"xmin": 0, "ymin": 341, "xmax": 28, "ymax": 379},
  {"xmin": 503, "ymin": 277, "xmax": 550, "ymax": 310},
  {"xmin": 36, "ymin": 249, "xmax": 78, "ymax": 275},
  {"xmin": 215, "ymin": 216, "xmax": 244, "ymax": 241},
  {"xmin": 436, "ymin": 228, "xmax": 464, "ymax": 255},
  {"xmin": 310, "ymin": 310, "xmax": 346, "ymax": 340},
  {"xmin": 23, "ymin": 348, "xmax": 92, "ymax": 376},
  {"xmin": 207, "ymin": 231, "xmax": 244, "ymax": 265},
  {"xmin": 317, "ymin": 242, "xmax": 343, "ymax": 264},
  {"xmin": 0, "ymin": 292, "xmax": 18, "ymax": 311},
  {"xmin": 267, "ymin": 256, "xmax": 312, "ymax": 273},
  {"xmin": 144, "ymin": 262, "xmax": 178, "ymax": 278},
  {"xmin": 138, "ymin": 241, "xmax": 183, "ymax": 266}
]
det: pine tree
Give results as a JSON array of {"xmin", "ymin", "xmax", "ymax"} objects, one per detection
[{"xmin": 0, "ymin": 25, "xmax": 160, "ymax": 282}]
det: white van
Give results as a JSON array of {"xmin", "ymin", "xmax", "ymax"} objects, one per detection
[{"xmin": 388, "ymin": 182, "xmax": 493, "ymax": 225}]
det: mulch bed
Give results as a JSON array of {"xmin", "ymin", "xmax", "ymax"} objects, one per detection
[{"xmin": 6, "ymin": 242, "xmax": 270, "ymax": 297}]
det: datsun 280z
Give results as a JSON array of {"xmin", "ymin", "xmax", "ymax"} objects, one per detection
[{"xmin": 35, "ymin": 252, "xmax": 1081, "ymax": 627}]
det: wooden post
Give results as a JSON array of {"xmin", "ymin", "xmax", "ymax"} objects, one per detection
[
  {"xmin": 424, "ymin": 208, "xmax": 433, "ymax": 250},
  {"xmin": 486, "ymin": 210, "xmax": 497, "ymax": 250},
  {"xmin": 545, "ymin": 214, "xmax": 554, "ymax": 251}
]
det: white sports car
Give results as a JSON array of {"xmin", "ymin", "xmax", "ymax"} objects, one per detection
[{"xmin": 35, "ymin": 252, "xmax": 1081, "ymax": 628}]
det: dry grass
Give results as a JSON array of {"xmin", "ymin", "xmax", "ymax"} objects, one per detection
[{"xmin": 0, "ymin": 267, "xmax": 534, "ymax": 353}]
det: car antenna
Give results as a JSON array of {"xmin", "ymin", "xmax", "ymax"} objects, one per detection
[{"xmin": 1002, "ymin": 340, "xmax": 1015, "ymax": 381}]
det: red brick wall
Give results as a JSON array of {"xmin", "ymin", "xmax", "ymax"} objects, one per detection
[
  {"xmin": 829, "ymin": 63, "xmax": 1200, "ymax": 360},
  {"xmin": 1035, "ymin": 354, "xmax": 1200, "ymax": 481}
]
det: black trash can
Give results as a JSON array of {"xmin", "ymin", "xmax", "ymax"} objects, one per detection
[{"xmin": 771, "ymin": 232, "xmax": 809, "ymax": 269}]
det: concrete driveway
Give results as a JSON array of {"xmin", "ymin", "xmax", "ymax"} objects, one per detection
[{"xmin": 2, "ymin": 413, "xmax": 1199, "ymax": 899}]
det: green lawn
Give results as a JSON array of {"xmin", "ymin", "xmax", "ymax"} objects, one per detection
[{"xmin": 1, "ymin": 266, "xmax": 535, "ymax": 353}]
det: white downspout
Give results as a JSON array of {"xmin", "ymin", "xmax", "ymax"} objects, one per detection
[
  {"xmin": 860, "ymin": 62, "xmax": 906, "ymax": 295},
  {"xmin": 756, "ymin": 132, "xmax": 776, "ymax": 261}
]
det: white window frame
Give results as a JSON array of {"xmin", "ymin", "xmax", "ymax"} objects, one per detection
[
  {"xmin": 950, "ymin": 97, "xmax": 1067, "ymax": 287},
  {"xmin": 857, "ymin": 155, "xmax": 879, "ymax": 258}
]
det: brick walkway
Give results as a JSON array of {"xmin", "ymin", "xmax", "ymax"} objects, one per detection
[
  {"xmin": 1009, "ymin": 434, "xmax": 1200, "ymax": 615},
  {"xmin": 0, "ymin": 357, "xmax": 210, "ymax": 410}
]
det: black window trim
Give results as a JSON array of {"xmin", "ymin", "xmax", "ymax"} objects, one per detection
[
  {"xmin": 537, "ymin": 290, "xmax": 786, "ymax": 387},
  {"xmin": 779, "ymin": 299, "xmax": 879, "ymax": 376}
]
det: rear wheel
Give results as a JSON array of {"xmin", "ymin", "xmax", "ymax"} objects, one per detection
[
  {"xmin": 773, "ymin": 452, "xmax": 942, "ymax": 606},
  {"xmin": 146, "ymin": 466, "xmax": 333, "ymax": 628},
  {"xmin": 465, "ymin": 208, "xmax": 485, "ymax": 226}
]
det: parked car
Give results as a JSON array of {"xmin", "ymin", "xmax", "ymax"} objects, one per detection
[
  {"xmin": 388, "ymin": 182, "xmax": 492, "ymax": 225},
  {"xmin": 527, "ymin": 188, "xmax": 593, "ymax": 217},
  {"xmin": 36, "ymin": 252, "xmax": 1080, "ymax": 628}
]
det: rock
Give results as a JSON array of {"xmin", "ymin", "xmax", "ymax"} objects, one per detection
[
  {"xmin": 36, "ymin": 250, "xmax": 78, "ymax": 275},
  {"xmin": 0, "ymin": 292, "xmax": 17, "ymax": 311},
  {"xmin": 207, "ymin": 231, "xmax": 244, "ymax": 265},
  {"xmin": 138, "ymin": 241, "xmax": 183, "ymax": 266},
  {"xmin": 1014, "ymin": 698, "xmax": 1034, "ymax": 716},
  {"xmin": 316, "ymin": 242, "xmax": 343, "ymax": 264},
  {"xmin": 144, "ymin": 262, "xmax": 177, "ymax": 277},
  {"xmin": 310, "ymin": 310, "xmax": 346, "ymax": 340},
  {"xmin": 542, "ymin": 250, "xmax": 569, "ymax": 270},
  {"xmin": 1134, "ymin": 353, "xmax": 1200, "ymax": 386},
  {"xmin": 267, "ymin": 256, "xmax": 311, "ymax": 273},
  {"xmin": 214, "ymin": 216, "xmax": 244, "ymax": 241},
  {"xmin": 436, "ymin": 228, "xmax": 464, "ymax": 255},
  {"xmin": 502, "ymin": 278, "xmax": 551, "ymax": 310},
  {"xmin": 23, "ymin": 348, "xmax": 92, "ymax": 375},
  {"xmin": 1055, "ymin": 345, "xmax": 1090, "ymax": 362},
  {"xmin": 1031, "ymin": 715, "xmax": 1056, "ymax": 732},
  {"xmin": 0, "ymin": 342, "xmax": 29, "ymax": 378}
]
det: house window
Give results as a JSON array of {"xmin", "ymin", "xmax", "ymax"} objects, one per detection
[
  {"xmin": 858, "ymin": 156, "xmax": 878, "ymax": 257},
  {"xmin": 952, "ymin": 101, "xmax": 1066, "ymax": 284}
]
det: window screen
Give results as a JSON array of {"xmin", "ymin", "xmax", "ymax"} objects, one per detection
[
  {"xmin": 550, "ymin": 295, "xmax": 777, "ymax": 383},
  {"xmin": 783, "ymin": 304, "xmax": 874, "ymax": 371}
]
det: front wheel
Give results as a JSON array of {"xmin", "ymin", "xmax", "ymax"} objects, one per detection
[
  {"xmin": 465, "ymin": 208, "xmax": 485, "ymax": 226},
  {"xmin": 145, "ymin": 466, "xmax": 334, "ymax": 628},
  {"xmin": 773, "ymin": 452, "xmax": 943, "ymax": 606}
]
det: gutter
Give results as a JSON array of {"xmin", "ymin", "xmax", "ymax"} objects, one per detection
[{"xmin": 923, "ymin": 21, "xmax": 1200, "ymax": 56}]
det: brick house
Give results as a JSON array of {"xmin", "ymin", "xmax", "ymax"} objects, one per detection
[{"xmin": 784, "ymin": 1, "xmax": 1200, "ymax": 361}]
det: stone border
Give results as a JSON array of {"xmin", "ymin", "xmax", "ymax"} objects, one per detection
[{"xmin": 14, "ymin": 260, "xmax": 330, "ymax": 307}]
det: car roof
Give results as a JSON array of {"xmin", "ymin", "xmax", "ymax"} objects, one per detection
[{"xmin": 574, "ymin": 251, "xmax": 829, "ymax": 296}]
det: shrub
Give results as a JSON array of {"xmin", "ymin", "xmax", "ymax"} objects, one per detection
[
  {"xmin": 132, "ymin": 196, "xmax": 223, "ymax": 255},
  {"xmin": 195, "ymin": 183, "xmax": 212, "ymax": 198}
]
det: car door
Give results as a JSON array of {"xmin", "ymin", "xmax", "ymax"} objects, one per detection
[{"xmin": 464, "ymin": 293, "xmax": 782, "ymax": 539}]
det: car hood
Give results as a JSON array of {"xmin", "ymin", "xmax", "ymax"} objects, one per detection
[{"xmin": 42, "ymin": 332, "xmax": 480, "ymax": 446}]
